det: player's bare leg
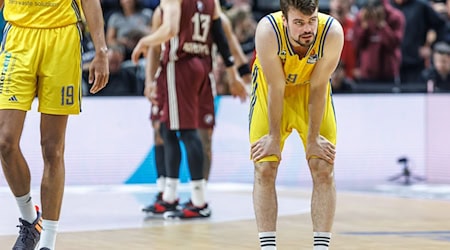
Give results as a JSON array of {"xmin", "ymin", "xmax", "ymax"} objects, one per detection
[
  {"xmin": 39, "ymin": 113, "xmax": 68, "ymax": 249},
  {"xmin": 309, "ymin": 158, "xmax": 336, "ymax": 249},
  {"xmin": 198, "ymin": 128, "xmax": 213, "ymax": 181},
  {"xmin": 0, "ymin": 110, "xmax": 30, "ymax": 197},
  {"xmin": 253, "ymin": 161, "xmax": 279, "ymax": 249}
]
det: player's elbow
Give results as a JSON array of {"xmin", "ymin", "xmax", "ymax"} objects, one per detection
[{"xmin": 167, "ymin": 26, "xmax": 179, "ymax": 38}]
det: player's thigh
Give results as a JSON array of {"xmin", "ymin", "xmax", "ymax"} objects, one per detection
[
  {"xmin": 298, "ymin": 84, "xmax": 337, "ymax": 148},
  {"xmin": 37, "ymin": 24, "xmax": 82, "ymax": 115},
  {"xmin": 249, "ymin": 74, "xmax": 291, "ymax": 162},
  {"xmin": 198, "ymin": 72, "xmax": 215, "ymax": 129},
  {"xmin": 164, "ymin": 58, "xmax": 207, "ymax": 129},
  {"xmin": 0, "ymin": 24, "xmax": 39, "ymax": 111}
]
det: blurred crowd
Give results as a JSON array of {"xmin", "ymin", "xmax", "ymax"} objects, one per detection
[
  {"xmin": 327, "ymin": 0, "xmax": 450, "ymax": 93},
  {"xmin": 0, "ymin": 0, "xmax": 449, "ymax": 95}
]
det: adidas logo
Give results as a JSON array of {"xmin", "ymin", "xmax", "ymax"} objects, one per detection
[{"xmin": 8, "ymin": 95, "xmax": 18, "ymax": 102}]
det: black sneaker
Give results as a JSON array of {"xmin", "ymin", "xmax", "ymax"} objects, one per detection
[
  {"xmin": 179, "ymin": 199, "xmax": 193, "ymax": 209},
  {"xmin": 155, "ymin": 192, "xmax": 163, "ymax": 202},
  {"xmin": 142, "ymin": 199, "xmax": 179, "ymax": 215},
  {"xmin": 13, "ymin": 206, "xmax": 42, "ymax": 250},
  {"xmin": 142, "ymin": 192, "xmax": 164, "ymax": 213},
  {"xmin": 165, "ymin": 202, "xmax": 211, "ymax": 219}
]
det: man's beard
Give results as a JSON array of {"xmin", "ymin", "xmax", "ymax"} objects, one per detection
[
  {"xmin": 293, "ymin": 33, "xmax": 315, "ymax": 47},
  {"xmin": 287, "ymin": 26, "xmax": 316, "ymax": 48}
]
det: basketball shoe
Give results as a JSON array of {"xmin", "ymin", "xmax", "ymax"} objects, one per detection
[
  {"xmin": 141, "ymin": 192, "xmax": 163, "ymax": 213},
  {"xmin": 165, "ymin": 202, "xmax": 211, "ymax": 219},
  {"xmin": 142, "ymin": 199, "xmax": 179, "ymax": 215},
  {"xmin": 13, "ymin": 205, "xmax": 42, "ymax": 250}
]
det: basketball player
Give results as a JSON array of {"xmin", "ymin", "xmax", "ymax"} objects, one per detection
[
  {"xmin": 142, "ymin": 1, "xmax": 252, "ymax": 210},
  {"xmin": 0, "ymin": 1, "xmax": 109, "ymax": 249},
  {"xmin": 132, "ymin": 0, "xmax": 247, "ymax": 219},
  {"xmin": 249, "ymin": 0, "xmax": 343, "ymax": 249}
]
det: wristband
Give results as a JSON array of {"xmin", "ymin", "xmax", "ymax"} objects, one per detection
[{"xmin": 238, "ymin": 63, "xmax": 251, "ymax": 76}]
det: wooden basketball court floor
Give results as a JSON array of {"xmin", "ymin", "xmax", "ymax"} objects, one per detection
[{"xmin": 0, "ymin": 183, "xmax": 450, "ymax": 250}]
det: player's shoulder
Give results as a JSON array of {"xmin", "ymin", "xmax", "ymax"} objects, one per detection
[
  {"xmin": 255, "ymin": 11, "xmax": 282, "ymax": 37},
  {"xmin": 319, "ymin": 12, "xmax": 344, "ymax": 41}
]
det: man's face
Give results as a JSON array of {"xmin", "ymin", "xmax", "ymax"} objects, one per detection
[
  {"xmin": 283, "ymin": 8, "xmax": 319, "ymax": 48},
  {"xmin": 330, "ymin": 0, "xmax": 351, "ymax": 18},
  {"xmin": 434, "ymin": 52, "xmax": 450, "ymax": 75}
]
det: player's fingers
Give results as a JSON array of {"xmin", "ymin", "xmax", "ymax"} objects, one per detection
[
  {"xmin": 131, "ymin": 48, "xmax": 140, "ymax": 64},
  {"xmin": 88, "ymin": 67, "xmax": 94, "ymax": 84},
  {"xmin": 90, "ymin": 72, "xmax": 105, "ymax": 94}
]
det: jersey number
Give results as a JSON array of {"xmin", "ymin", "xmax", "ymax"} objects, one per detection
[
  {"xmin": 191, "ymin": 12, "xmax": 211, "ymax": 42},
  {"xmin": 61, "ymin": 86, "xmax": 74, "ymax": 105}
]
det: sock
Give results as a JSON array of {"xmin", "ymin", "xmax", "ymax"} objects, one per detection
[
  {"xmin": 39, "ymin": 219, "xmax": 59, "ymax": 250},
  {"xmin": 15, "ymin": 193, "xmax": 37, "ymax": 223},
  {"xmin": 156, "ymin": 176, "xmax": 166, "ymax": 193},
  {"xmin": 259, "ymin": 232, "xmax": 277, "ymax": 250},
  {"xmin": 162, "ymin": 178, "xmax": 178, "ymax": 203},
  {"xmin": 190, "ymin": 179, "xmax": 206, "ymax": 207},
  {"xmin": 314, "ymin": 232, "xmax": 331, "ymax": 250}
]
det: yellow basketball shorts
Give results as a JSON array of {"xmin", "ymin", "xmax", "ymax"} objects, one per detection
[
  {"xmin": 0, "ymin": 23, "xmax": 82, "ymax": 114},
  {"xmin": 248, "ymin": 74, "xmax": 337, "ymax": 162}
]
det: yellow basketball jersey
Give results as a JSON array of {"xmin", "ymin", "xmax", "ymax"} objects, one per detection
[
  {"xmin": 4, "ymin": 0, "xmax": 82, "ymax": 28},
  {"xmin": 253, "ymin": 11, "xmax": 334, "ymax": 86}
]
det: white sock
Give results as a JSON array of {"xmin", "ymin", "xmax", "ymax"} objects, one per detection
[
  {"xmin": 15, "ymin": 193, "xmax": 37, "ymax": 223},
  {"xmin": 156, "ymin": 176, "xmax": 166, "ymax": 193},
  {"xmin": 259, "ymin": 231, "xmax": 277, "ymax": 249},
  {"xmin": 39, "ymin": 219, "xmax": 59, "ymax": 250},
  {"xmin": 162, "ymin": 178, "xmax": 178, "ymax": 203},
  {"xmin": 190, "ymin": 179, "xmax": 206, "ymax": 207},
  {"xmin": 314, "ymin": 232, "xmax": 331, "ymax": 250}
]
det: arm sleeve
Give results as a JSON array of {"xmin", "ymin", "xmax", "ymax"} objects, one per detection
[{"xmin": 211, "ymin": 17, "xmax": 235, "ymax": 67}]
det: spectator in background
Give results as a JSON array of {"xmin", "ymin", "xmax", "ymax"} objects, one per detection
[
  {"xmin": 227, "ymin": 5, "xmax": 257, "ymax": 56},
  {"xmin": 106, "ymin": 0, "xmax": 153, "ymax": 60},
  {"xmin": 353, "ymin": 0, "xmax": 405, "ymax": 84},
  {"xmin": 392, "ymin": 0, "xmax": 446, "ymax": 84},
  {"xmin": 331, "ymin": 61, "xmax": 355, "ymax": 93},
  {"xmin": 422, "ymin": 41, "xmax": 450, "ymax": 91},
  {"xmin": 330, "ymin": 0, "xmax": 357, "ymax": 80},
  {"xmin": 429, "ymin": 0, "xmax": 450, "ymax": 44}
]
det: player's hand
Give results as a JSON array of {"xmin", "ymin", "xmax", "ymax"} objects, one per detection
[
  {"xmin": 89, "ymin": 51, "xmax": 109, "ymax": 94},
  {"xmin": 251, "ymin": 134, "xmax": 281, "ymax": 162},
  {"xmin": 144, "ymin": 81, "xmax": 158, "ymax": 105},
  {"xmin": 306, "ymin": 135, "xmax": 336, "ymax": 165},
  {"xmin": 227, "ymin": 71, "xmax": 248, "ymax": 102},
  {"xmin": 131, "ymin": 37, "xmax": 150, "ymax": 64}
]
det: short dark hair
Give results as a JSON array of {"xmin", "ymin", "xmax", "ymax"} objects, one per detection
[
  {"xmin": 434, "ymin": 42, "xmax": 450, "ymax": 55},
  {"xmin": 280, "ymin": 0, "xmax": 319, "ymax": 17}
]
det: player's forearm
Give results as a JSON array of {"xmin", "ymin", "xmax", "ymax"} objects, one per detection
[
  {"xmin": 142, "ymin": 24, "xmax": 177, "ymax": 48},
  {"xmin": 268, "ymin": 83, "xmax": 284, "ymax": 140},
  {"xmin": 81, "ymin": 0, "xmax": 108, "ymax": 54},
  {"xmin": 307, "ymin": 83, "xmax": 327, "ymax": 142},
  {"xmin": 145, "ymin": 46, "xmax": 161, "ymax": 85},
  {"xmin": 220, "ymin": 13, "xmax": 248, "ymax": 67}
]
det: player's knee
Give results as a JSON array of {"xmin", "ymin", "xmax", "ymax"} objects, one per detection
[
  {"xmin": 179, "ymin": 129, "xmax": 200, "ymax": 142},
  {"xmin": 254, "ymin": 162, "xmax": 278, "ymax": 183},
  {"xmin": 0, "ymin": 134, "xmax": 16, "ymax": 156},
  {"xmin": 41, "ymin": 140, "xmax": 64, "ymax": 163},
  {"xmin": 309, "ymin": 159, "xmax": 334, "ymax": 183}
]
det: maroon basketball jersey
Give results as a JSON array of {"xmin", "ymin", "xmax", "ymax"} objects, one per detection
[{"xmin": 162, "ymin": 0, "xmax": 215, "ymax": 65}]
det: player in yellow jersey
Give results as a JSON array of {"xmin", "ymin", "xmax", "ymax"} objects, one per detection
[
  {"xmin": 0, "ymin": 1, "xmax": 109, "ymax": 249},
  {"xmin": 249, "ymin": 0, "xmax": 343, "ymax": 249}
]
